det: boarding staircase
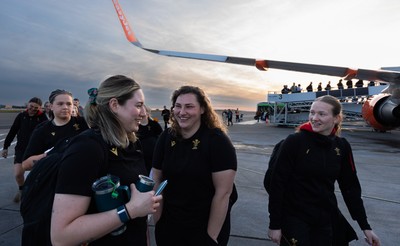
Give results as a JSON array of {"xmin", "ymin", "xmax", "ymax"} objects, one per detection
[{"xmin": 266, "ymin": 85, "xmax": 387, "ymax": 126}]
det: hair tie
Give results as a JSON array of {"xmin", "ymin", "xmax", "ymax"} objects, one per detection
[{"xmin": 88, "ymin": 88, "xmax": 98, "ymax": 105}]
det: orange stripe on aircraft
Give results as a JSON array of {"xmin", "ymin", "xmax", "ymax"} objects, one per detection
[
  {"xmin": 255, "ymin": 60, "xmax": 268, "ymax": 71},
  {"xmin": 112, "ymin": 0, "xmax": 139, "ymax": 44},
  {"xmin": 344, "ymin": 68, "xmax": 357, "ymax": 80}
]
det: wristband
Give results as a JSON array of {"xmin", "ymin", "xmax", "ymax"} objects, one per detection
[
  {"xmin": 123, "ymin": 204, "xmax": 132, "ymax": 220},
  {"xmin": 117, "ymin": 205, "xmax": 130, "ymax": 223}
]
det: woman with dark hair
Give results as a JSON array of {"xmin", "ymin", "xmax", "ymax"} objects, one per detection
[
  {"xmin": 268, "ymin": 95, "xmax": 380, "ymax": 246},
  {"xmin": 2, "ymin": 97, "xmax": 47, "ymax": 202},
  {"xmin": 22, "ymin": 89, "xmax": 88, "ymax": 170},
  {"xmin": 51, "ymin": 75, "xmax": 162, "ymax": 245},
  {"xmin": 152, "ymin": 85, "xmax": 237, "ymax": 245}
]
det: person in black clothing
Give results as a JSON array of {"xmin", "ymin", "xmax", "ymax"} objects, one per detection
[
  {"xmin": 281, "ymin": 85, "xmax": 290, "ymax": 94},
  {"xmin": 152, "ymin": 85, "xmax": 237, "ymax": 246},
  {"xmin": 227, "ymin": 109, "xmax": 233, "ymax": 126},
  {"xmin": 346, "ymin": 80, "xmax": 353, "ymax": 89},
  {"xmin": 161, "ymin": 105, "xmax": 171, "ymax": 130},
  {"xmin": 268, "ymin": 95, "xmax": 380, "ymax": 246},
  {"xmin": 137, "ymin": 105, "xmax": 163, "ymax": 174},
  {"xmin": 2, "ymin": 97, "xmax": 47, "ymax": 203},
  {"xmin": 337, "ymin": 79, "xmax": 344, "ymax": 90},
  {"xmin": 355, "ymin": 79, "xmax": 364, "ymax": 88},
  {"xmin": 22, "ymin": 89, "xmax": 89, "ymax": 171},
  {"xmin": 306, "ymin": 82, "xmax": 313, "ymax": 92},
  {"xmin": 317, "ymin": 82, "xmax": 323, "ymax": 91},
  {"xmin": 255, "ymin": 110, "xmax": 262, "ymax": 122},
  {"xmin": 51, "ymin": 75, "xmax": 162, "ymax": 245},
  {"xmin": 325, "ymin": 81, "xmax": 332, "ymax": 91}
]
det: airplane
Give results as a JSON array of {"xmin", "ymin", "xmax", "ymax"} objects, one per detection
[{"xmin": 111, "ymin": 0, "xmax": 400, "ymax": 132}]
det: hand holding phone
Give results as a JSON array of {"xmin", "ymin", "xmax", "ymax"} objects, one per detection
[{"xmin": 155, "ymin": 180, "xmax": 168, "ymax": 196}]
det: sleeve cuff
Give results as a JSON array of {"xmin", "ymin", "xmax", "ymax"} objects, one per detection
[
  {"xmin": 268, "ymin": 221, "xmax": 281, "ymax": 230},
  {"xmin": 357, "ymin": 218, "xmax": 371, "ymax": 230}
]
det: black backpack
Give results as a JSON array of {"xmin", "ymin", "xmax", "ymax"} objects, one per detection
[
  {"xmin": 263, "ymin": 139, "xmax": 285, "ymax": 194},
  {"xmin": 20, "ymin": 129, "xmax": 108, "ymax": 246}
]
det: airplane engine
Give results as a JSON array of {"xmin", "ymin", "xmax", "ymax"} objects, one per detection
[{"xmin": 362, "ymin": 94, "xmax": 400, "ymax": 131}]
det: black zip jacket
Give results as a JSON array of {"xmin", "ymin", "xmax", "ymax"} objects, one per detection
[{"xmin": 268, "ymin": 127, "xmax": 371, "ymax": 231}]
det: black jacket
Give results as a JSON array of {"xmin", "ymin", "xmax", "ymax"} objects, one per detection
[
  {"xmin": 268, "ymin": 127, "xmax": 370, "ymax": 231},
  {"xmin": 3, "ymin": 110, "xmax": 47, "ymax": 151},
  {"xmin": 137, "ymin": 118, "xmax": 163, "ymax": 174}
]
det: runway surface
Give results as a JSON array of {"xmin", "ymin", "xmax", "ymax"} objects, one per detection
[{"xmin": 0, "ymin": 112, "xmax": 399, "ymax": 245}]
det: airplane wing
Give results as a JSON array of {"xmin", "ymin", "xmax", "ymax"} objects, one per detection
[{"xmin": 112, "ymin": 0, "xmax": 400, "ymax": 85}]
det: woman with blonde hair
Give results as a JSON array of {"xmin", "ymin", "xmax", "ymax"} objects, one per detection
[
  {"xmin": 268, "ymin": 95, "xmax": 380, "ymax": 246},
  {"xmin": 51, "ymin": 75, "xmax": 162, "ymax": 245}
]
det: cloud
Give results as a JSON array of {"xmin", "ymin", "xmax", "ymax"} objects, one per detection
[{"xmin": 1, "ymin": 0, "xmax": 400, "ymax": 111}]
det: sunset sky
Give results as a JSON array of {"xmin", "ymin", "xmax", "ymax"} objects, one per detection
[{"xmin": 1, "ymin": 0, "xmax": 399, "ymax": 111}]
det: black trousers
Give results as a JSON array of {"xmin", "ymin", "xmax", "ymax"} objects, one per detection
[
  {"xmin": 280, "ymin": 215, "xmax": 334, "ymax": 246},
  {"xmin": 155, "ymin": 210, "xmax": 231, "ymax": 246}
]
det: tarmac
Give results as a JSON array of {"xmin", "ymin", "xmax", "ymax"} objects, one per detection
[{"xmin": 1, "ymin": 112, "xmax": 399, "ymax": 245}]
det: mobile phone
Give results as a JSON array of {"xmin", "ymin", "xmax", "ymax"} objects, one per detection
[
  {"xmin": 44, "ymin": 147, "xmax": 54, "ymax": 154},
  {"xmin": 155, "ymin": 180, "xmax": 168, "ymax": 196}
]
